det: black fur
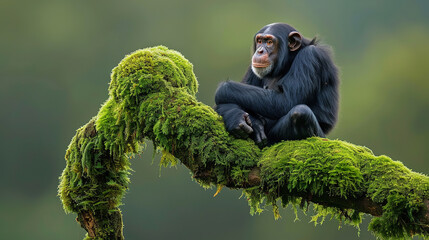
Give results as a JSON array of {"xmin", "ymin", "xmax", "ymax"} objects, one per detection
[{"xmin": 214, "ymin": 23, "xmax": 339, "ymax": 146}]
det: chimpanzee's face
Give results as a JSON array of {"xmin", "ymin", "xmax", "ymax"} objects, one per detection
[{"xmin": 251, "ymin": 33, "xmax": 278, "ymax": 79}]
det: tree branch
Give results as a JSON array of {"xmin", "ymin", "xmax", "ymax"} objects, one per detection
[{"xmin": 58, "ymin": 46, "xmax": 429, "ymax": 240}]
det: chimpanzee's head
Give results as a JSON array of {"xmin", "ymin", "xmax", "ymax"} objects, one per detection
[{"xmin": 251, "ymin": 23, "xmax": 305, "ymax": 79}]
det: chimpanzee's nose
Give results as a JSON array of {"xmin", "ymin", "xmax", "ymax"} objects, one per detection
[{"xmin": 257, "ymin": 47, "xmax": 264, "ymax": 54}]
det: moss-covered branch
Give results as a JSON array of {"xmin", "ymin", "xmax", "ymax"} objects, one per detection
[{"xmin": 58, "ymin": 46, "xmax": 429, "ymax": 240}]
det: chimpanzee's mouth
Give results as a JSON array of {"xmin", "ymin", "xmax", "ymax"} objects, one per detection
[{"xmin": 252, "ymin": 62, "xmax": 270, "ymax": 68}]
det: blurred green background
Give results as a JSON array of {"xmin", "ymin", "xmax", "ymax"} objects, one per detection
[{"xmin": 1, "ymin": 0, "xmax": 428, "ymax": 239}]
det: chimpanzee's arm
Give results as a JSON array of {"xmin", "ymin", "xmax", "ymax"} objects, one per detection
[{"xmin": 215, "ymin": 82, "xmax": 293, "ymax": 119}]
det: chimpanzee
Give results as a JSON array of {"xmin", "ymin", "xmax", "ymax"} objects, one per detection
[{"xmin": 214, "ymin": 23, "xmax": 339, "ymax": 146}]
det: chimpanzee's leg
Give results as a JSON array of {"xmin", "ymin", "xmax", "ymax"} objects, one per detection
[{"xmin": 266, "ymin": 104, "xmax": 325, "ymax": 144}]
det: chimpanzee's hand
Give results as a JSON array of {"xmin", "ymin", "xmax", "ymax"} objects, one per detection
[
  {"xmin": 214, "ymin": 104, "xmax": 254, "ymax": 139},
  {"xmin": 249, "ymin": 115, "xmax": 267, "ymax": 147},
  {"xmin": 230, "ymin": 112, "xmax": 254, "ymax": 139}
]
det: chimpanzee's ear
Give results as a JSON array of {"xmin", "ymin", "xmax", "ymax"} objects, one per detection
[{"xmin": 288, "ymin": 31, "xmax": 302, "ymax": 51}]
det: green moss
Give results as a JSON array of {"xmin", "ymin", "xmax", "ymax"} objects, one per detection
[
  {"xmin": 109, "ymin": 46, "xmax": 198, "ymax": 100},
  {"xmin": 260, "ymin": 139, "xmax": 365, "ymax": 199},
  {"xmin": 59, "ymin": 46, "xmax": 429, "ymax": 240},
  {"xmin": 244, "ymin": 138, "xmax": 429, "ymax": 239}
]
